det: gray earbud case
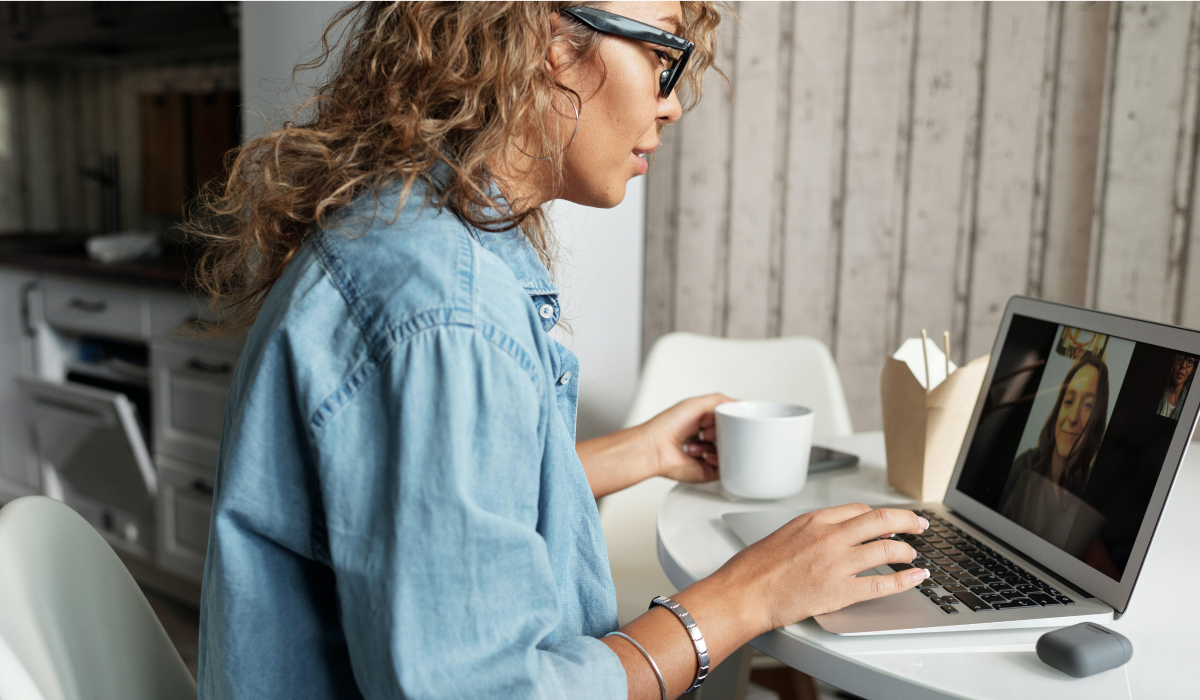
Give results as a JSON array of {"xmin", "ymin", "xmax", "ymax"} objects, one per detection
[{"xmin": 1036, "ymin": 623, "xmax": 1133, "ymax": 678}]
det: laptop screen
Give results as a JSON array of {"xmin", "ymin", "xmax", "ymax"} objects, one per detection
[{"xmin": 955, "ymin": 314, "xmax": 1197, "ymax": 582}]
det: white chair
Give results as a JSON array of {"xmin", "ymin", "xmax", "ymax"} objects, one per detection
[
  {"xmin": 599, "ymin": 332, "xmax": 853, "ymax": 625},
  {"xmin": 0, "ymin": 496, "xmax": 196, "ymax": 700}
]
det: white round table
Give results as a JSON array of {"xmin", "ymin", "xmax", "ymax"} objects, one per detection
[{"xmin": 656, "ymin": 432, "xmax": 1199, "ymax": 700}]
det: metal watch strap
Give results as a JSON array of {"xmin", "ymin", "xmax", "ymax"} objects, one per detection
[{"xmin": 649, "ymin": 595, "xmax": 710, "ymax": 692}]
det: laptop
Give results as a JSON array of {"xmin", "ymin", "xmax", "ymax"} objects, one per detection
[{"xmin": 723, "ymin": 296, "xmax": 1200, "ymax": 634}]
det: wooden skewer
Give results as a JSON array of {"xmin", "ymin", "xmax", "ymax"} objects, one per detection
[{"xmin": 921, "ymin": 329, "xmax": 931, "ymax": 396}]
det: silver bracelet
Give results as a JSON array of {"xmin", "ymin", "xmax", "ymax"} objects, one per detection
[
  {"xmin": 649, "ymin": 596, "xmax": 710, "ymax": 693},
  {"xmin": 605, "ymin": 631, "xmax": 667, "ymax": 700}
]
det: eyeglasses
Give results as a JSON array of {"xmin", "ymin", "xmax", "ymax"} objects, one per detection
[{"xmin": 561, "ymin": 6, "xmax": 694, "ymax": 99}]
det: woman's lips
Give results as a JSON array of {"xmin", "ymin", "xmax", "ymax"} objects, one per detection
[
  {"xmin": 632, "ymin": 146, "xmax": 656, "ymax": 174},
  {"xmin": 1059, "ymin": 425, "xmax": 1081, "ymax": 436},
  {"xmin": 632, "ymin": 151, "xmax": 649, "ymax": 176}
]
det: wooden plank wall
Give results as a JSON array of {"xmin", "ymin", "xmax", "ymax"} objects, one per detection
[
  {"xmin": 0, "ymin": 61, "xmax": 238, "ymax": 234},
  {"xmin": 1091, "ymin": 3, "xmax": 1200, "ymax": 326},
  {"xmin": 645, "ymin": 1, "xmax": 1200, "ymax": 430}
]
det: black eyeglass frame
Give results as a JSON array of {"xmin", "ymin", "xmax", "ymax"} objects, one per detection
[{"xmin": 560, "ymin": 6, "xmax": 694, "ymax": 99}]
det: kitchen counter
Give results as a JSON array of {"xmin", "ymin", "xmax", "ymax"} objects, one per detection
[{"xmin": 0, "ymin": 234, "xmax": 194, "ymax": 290}]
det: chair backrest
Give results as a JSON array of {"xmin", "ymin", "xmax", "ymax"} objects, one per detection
[
  {"xmin": 623, "ymin": 332, "xmax": 853, "ymax": 440},
  {"xmin": 0, "ymin": 497, "xmax": 196, "ymax": 700},
  {"xmin": 0, "ymin": 635, "xmax": 44, "ymax": 700},
  {"xmin": 599, "ymin": 333, "xmax": 852, "ymax": 625}
]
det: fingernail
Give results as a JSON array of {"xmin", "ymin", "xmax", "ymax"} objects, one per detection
[
  {"xmin": 908, "ymin": 568, "xmax": 929, "ymax": 583},
  {"xmin": 685, "ymin": 444, "xmax": 701, "ymax": 456},
  {"xmin": 918, "ymin": 517, "xmax": 929, "ymax": 531}
]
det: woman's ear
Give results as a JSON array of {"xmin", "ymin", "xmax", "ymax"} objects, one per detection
[{"xmin": 546, "ymin": 12, "xmax": 571, "ymax": 75}]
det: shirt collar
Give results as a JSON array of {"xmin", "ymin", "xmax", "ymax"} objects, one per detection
[
  {"xmin": 471, "ymin": 226, "xmax": 558, "ymax": 298},
  {"xmin": 425, "ymin": 163, "xmax": 559, "ymax": 304},
  {"xmin": 469, "ymin": 181, "xmax": 561, "ymax": 332}
]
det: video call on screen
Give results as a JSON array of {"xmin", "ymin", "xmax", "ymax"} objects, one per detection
[{"xmin": 957, "ymin": 315, "xmax": 1197, "ymax": 581}]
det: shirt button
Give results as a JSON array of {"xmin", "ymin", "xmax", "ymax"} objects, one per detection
[
  {"xmin": 539, "ymin": 304, "xmax": 555, "ymax": 319},
  {"xmin": 559, "ymin": 372, "xmax": 571, "ymax": 385}
]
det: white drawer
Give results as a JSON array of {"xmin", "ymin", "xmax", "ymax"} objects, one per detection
[
  {"xmin": 156, "ymin": 456, "xmax": 214, "ymax": 582},
  {"xmin": 152, "ymin": 341, "xmax": 235, "ymax": 470},
  {"xmin": 148, "ymin": 292, "xmax": 247, "ymax": 353},
  {"xmin": 148, "ymin": 291, "xmax": 199, "ymax": 338},
  {"xmin": 43, "ymin": 276, "xmax": 147, "ymax": 339}
]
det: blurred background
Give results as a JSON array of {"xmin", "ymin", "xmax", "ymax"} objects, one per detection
[
  {"xmin": 0, "ymin": 1, "xmax": 647, "ymax": 444},
  {"xmin": 644, "ymin": 1, "xmax": 1200, "ymax": 433},
  {"xmin": 3, "ymin": 2, "xmax": 1199, "ymax": 442}
]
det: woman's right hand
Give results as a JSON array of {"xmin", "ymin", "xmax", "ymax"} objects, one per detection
[
  {"xmin": 612, "ymin": 504, "xmax": 931, "ymax": 699},
  {"xmin": 701, "ymin": 503, "xmax": 931, "ymax": 633}
]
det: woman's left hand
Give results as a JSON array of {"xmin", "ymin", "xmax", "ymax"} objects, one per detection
[{"xmin": 640, "ymin": 394, "xmax": 735, "ymax": 483}]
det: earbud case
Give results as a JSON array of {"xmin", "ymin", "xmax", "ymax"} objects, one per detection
[{"xmin": 1036, "ymin": 622, "xmax": 1133, "ymax": 678}]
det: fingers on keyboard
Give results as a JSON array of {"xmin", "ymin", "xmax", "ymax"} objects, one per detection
[{"xmin": 906, "ymin": 510, "xmax": 1075, "ymax": 613}]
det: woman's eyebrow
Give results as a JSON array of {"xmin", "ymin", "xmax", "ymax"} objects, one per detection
[{"xmin": 656, "ymin": 15, "xmax": 683, "ymax": 34}]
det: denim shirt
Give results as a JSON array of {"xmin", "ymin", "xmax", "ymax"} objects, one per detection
[{"xmin": 198, "ymin": 181, "xmax": 625, "ymax": 699}]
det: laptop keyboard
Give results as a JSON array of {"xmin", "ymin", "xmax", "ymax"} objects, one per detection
[{"xmin": 888, "ymin": 509, "xmax": 1076, "ymax": 614}]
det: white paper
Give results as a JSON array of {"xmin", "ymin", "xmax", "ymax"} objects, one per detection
[
  {"xmin": 86, "ymin": 231, "xmax": 161, "ymax": 263},
  {"xmin": 893, "ymin": 337, "xmax": 958, "ymax": 391}
]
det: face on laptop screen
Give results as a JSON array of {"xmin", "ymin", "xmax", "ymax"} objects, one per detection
[{"xmin": 956, "ymin": 315, "xmax": 1197, "ymax": 581}]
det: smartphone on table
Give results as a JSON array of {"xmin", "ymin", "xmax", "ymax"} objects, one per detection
[{"xmin": 808, "ymin": 446, "xmax": 859, "ymax": 474}]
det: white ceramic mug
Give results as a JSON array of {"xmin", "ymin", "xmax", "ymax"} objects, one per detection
[{"xmin": 715, "ymin": 401, "xmax": 814, "ymax": 499}]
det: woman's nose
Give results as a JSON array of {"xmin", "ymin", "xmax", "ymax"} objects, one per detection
[{"xmin": 658, "ymin": 85, "xmax": 683, "ymax": 125}]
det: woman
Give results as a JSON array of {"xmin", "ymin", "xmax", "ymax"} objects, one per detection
[
  {"xmin": 189, "ymin": 4, "xmax": 929, "ymax": 699},
  {"xmin": 1156, "ymin": 354, "xmax": 1195, "ymax": 419},
  {"xmin": 999, "ymin": 353, "xmax": 1109, "ymax": 551}
]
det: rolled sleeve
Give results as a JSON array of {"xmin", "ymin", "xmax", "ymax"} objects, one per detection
[{"xmin": 318, "ymin": 324, "xmax": 625, "ymax": 699}]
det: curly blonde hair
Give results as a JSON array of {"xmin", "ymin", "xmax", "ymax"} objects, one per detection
[{"xmin": 185, "ymin": 1, "xmax": 725, "ymax": 332}]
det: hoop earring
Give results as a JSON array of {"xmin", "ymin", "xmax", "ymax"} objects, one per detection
[{"xmin": 517, "ymin": 93, "xmax": 580, "ymax": 161}]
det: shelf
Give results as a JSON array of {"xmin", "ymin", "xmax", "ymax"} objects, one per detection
[{"xmin": 66, "ymin": 360, "xmax": 149, "ymax": 386}]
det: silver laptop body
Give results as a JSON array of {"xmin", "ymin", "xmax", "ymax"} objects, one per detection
[{"xmin": 724, "ymin": 296, "xmax": 1200, "ymax": 634}]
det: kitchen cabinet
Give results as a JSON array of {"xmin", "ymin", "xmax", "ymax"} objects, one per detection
[
  {"xmin": 19, "ymin": 374, "xmax": 158, "ymax": 558},
  {"xmin": 151, "ymin": 339, "xmax": 236, "ymax": 473},
  {"xmin": 0, "ymin": 262, "xmax": 241, "ymax": 588},
  {"xmin": 156, "ymin": 455, "xmax": 215, "ymax": 581},
  {"xmin": 42, "ymin": 275, "xmax": 150, "ymax": 339},
  {"xmin": 150, "ymin": 338, "xmax": 237, "ymax": 580},
  {"xmin": 0, "ymin": 269, "xmax": 40, "ymax": 501}
]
